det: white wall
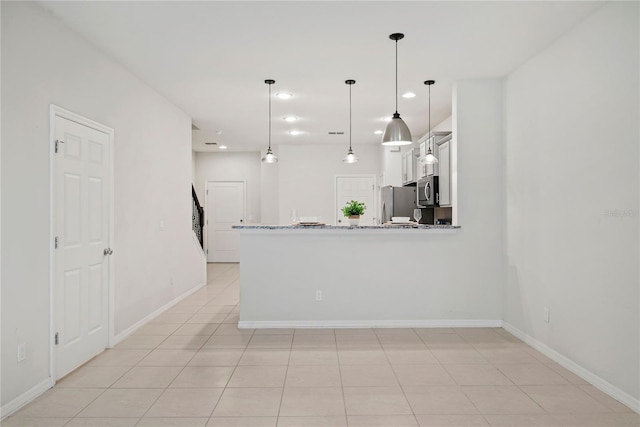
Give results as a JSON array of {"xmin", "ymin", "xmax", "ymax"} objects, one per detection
[
  {"xmin": 260, "ymin": 154, "xmax": 280, "ymax": 225},
  {"xmin": 276, "ymin": 144, "xmax": 381, "ymax": 225},
  {"xmin": 239, "ymin": 229, "xmax": 500, "ymax": 325},
  {"xmin": 432, "ymin": 115, "xmax": 452, "ymax": 133},
  {"xmin": 1, "ymin": 1, "xmax": 204, "ymax": 410},
  {"xmin": 504, "ymin": 1, "xmax": 639, "ymax": 403},
  {"xmin": 380, "ymin": 146, "xmax": 403, "ymax": 187},
  {"xmin": 192, "ymin": 151, "xmax": 197, "ymax": 185},
  {"xmin": 195, "ymin": 151, "xmax": 262, "ymax": 224}
]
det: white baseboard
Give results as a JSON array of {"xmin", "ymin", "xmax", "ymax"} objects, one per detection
[
  {"xmin": 0, "ymin": 377, "xmax": 53, "ymax": 420},
  {"xmin": 238, "ymin": 319, "xmax": 503, "ymax": 329},
  {"xmin": 502, "ymin": 322, "xmax": 639, "ymax": 414},
  {"xmin": 113, "ymin": 281, "xmax": 205, "ymax": 345}
]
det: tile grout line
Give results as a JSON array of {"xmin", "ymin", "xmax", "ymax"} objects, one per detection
[
  {"xmin": 375, "ymin": 328, "xmax": 420, "ymax": 425},
  {"xmin": 273, "ymin": 323, "xmax": 296, "ymax": 423},
  {"xmin": 124, "ymin": 264, "xmax": 239, "ymax": 423}
]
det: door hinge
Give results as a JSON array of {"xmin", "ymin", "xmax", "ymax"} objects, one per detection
[
  {"xmin": 54, "ymin": 236, "xmax": 59, "ymax": 249},
  {"xmin": 206, "ymin": 190, "xmax": 208, "ymax": 195},
  {"xmin": 54, "ymin": 332, "xmax": 59, "ymax": 345},
  {"xmin": 206, "ymin": 249, "xmax": 208, "ymax": 254},
  {"xmin": 55, "ymin": 139, "xmax": 64, "ymax": 153}
]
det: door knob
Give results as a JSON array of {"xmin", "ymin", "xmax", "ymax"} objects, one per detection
[
  {"xmin": 103, "ymin": 248, "xmax": 113, "ymax": 256},
  {"xmin": 240, "ymin": 219, "xmax": 243, "ymax": 223}
]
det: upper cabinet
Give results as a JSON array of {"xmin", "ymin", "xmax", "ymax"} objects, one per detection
[
  {"xmin": 437, "ymin": 134, "xmax": 453, "ymax": 207},
  {"xmin": 402, "ymin": 148, "xmax": 419, "ymax": 186}
]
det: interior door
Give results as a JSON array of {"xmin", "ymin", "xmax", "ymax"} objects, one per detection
[
  {"xmin": 206, "ymin": 181, "xmax": 245, "ymax": 262},
  {"xmin": 54, "ymin": 116, "xmax": 110, "ymax": 379},
  {"xmin": 336, "ymin": 176, "xmax": 376, "ymax": 226}
]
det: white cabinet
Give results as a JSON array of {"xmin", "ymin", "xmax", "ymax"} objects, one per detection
[
  {"xmin": 418, "ymin": 141, "xmax": 429, "ymax": 179},
  {"xmin": 401, "ymin": 148, "xmax": 419, "ymax": 185},
  {"xmin": 437, "ymin": 135, "xmax": 452, "ymax": 207}
]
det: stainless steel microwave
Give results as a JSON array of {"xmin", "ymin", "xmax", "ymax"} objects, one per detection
[{"xmin": 417, "ymin": 176, "xmax": 439, "ymax": 207}]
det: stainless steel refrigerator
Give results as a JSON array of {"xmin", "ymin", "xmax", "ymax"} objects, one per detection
[
  {"xmin": 381, "ymin": 186, "xmax": 416, "ymax": 223},
  {"xmin": 381, "ymin": 186, "xmax": 434, "ymax": 224}
]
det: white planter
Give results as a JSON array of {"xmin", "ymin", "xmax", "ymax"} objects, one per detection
[{"xmin": 348, "ymin": 216, "xmax": 360, "ymax": 226}]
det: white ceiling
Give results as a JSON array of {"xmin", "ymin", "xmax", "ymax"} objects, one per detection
[{"xmin": 38, "ymin": 1, "xmax": 602, "ymax": 153}]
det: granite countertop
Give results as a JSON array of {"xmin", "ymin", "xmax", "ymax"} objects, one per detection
[{"xmin": 233, "ymin": 224, "xmax": 460, "ymax": 230}]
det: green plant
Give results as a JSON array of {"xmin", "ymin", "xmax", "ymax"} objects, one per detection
[{"xmin": 341, "ymin": 200, "xmax": 366, "ymax": 217}]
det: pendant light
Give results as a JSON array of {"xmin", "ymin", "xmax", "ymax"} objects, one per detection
[
  {"xmin": 261, "ymin": 79, "xmax": 278, "ymax": 163},
  {"xmin": 424, "ymin": 80, "xmax": 438, "ymax": 164},
  {"xmin": 382, "ymin": 33, "xmax": 412, "ymax": 146},
  {"xmin": 343, "ymin": 79, "xmax": 359, "ymax": 164}
]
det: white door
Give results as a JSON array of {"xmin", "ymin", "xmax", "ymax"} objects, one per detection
[
  {"xmin": 336, "ymin": 176, "xmax": 376, "ymax": 226},
  {"xmin": 206, "ymin": 181, "xmax": 245, "ymax": 262},
  {"xmin": 54, "ymin": 115, "xmax": 111, "ymax": 379}
]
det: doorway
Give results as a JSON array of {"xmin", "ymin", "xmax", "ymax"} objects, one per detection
[
  {"xmin": 51, "ymin": 106, "xmax": 114, "ymax": 380},
  {"xmin": 335, "ymin": 175, "xmax": 377, "ymax": 226},
  {"xmin": 205, "ymin": 181, "xmax": 245, "ymax": 262}
]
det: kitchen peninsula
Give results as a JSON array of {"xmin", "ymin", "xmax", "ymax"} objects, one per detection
[{"xmin": 233, "ymin": 224, "xmax": 502, "ymax": 329}]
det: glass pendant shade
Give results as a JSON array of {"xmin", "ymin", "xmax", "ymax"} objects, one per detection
[
  {"xmin": 382, "ymin": 113, "xmax": 412, "ymax": 146},
  {"xmin": 262, "ymin": 147, "xmax": 278, "ymax": 163},
  {"xmin": 262, "ymin": 79, "xmax": 277, "ymax": 164},
  {"xmin": 423, "ymin": 80, "xmax": 437, "ymax": 162},
  {"xmin": 424, "ymin": 147, "xmax": 438, "ymax": 164},
  {"xmin": 343, "ymin": 79, "xmax": 359, "ymax": 163},
  {"xmin": 343, "ymin": 148, "xmax": 358, "ymax": 163}
]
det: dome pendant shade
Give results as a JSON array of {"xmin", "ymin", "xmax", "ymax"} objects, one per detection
[
  {"xmin": 382, "ymin": 33, "xmax": 412, "ymax": 146},
  {"xmin": 382, "ymin": 113, "xmax": 412, "ymax": 146}
]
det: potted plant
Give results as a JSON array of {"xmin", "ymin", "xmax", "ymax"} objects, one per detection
[{"xmin": 341, "ymin": 200, "xmax": 366, "ymax": 226}]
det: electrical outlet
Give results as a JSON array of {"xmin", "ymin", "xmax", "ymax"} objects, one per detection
[
  {"xmin": 543, "ymin": 307, "xmax": 550, "ymax": 323},
  {"xmin": 315, "ymin": 290, "xmax": 322, "ymax": 301},
  {"xmin": 159, "ymin": 220, "xmax": 165, "ymax": 231},
  {"xmin": 17, "ymin": 343, "xmax": 26, "ymax": 362}
]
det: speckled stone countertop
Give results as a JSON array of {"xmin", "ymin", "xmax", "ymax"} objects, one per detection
[{"xmin": 233, "ymin": 224, "xmax": 460, "ymax": 230}]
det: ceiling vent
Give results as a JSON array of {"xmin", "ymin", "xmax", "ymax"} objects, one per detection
[
  {"xmin": 204, "ymin": 142, "xmax": 217, "ymax": 145},
  {"xmin": 328, "ymin": 131, "xmax": 345, "ymax": 135}
]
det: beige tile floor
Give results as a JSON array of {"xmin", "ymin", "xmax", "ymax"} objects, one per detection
[{"xmin": 5, "ymin": 263, "xmax": 638, "ymax": 427}]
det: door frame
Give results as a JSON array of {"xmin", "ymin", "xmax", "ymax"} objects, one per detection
[
  {"xmin": 49, "ymin": 105, "xmax": 115, "ymax": 382},
  {"xmin": 334, "ymin": 174, "xmax": 378, "ymax": 226},
  {"xmin": 203, "ymin": 180, "xmax": 246, "ymax": 261}
]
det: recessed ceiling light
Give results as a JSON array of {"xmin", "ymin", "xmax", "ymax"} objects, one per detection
[
  {"xmin": 283, "ymin": 116, "xmax": 297, "ymax": 122},
  {"xmin": 275, "ymin": 92, "xmax": 293, "ymax": 100},
  {"xmin": 219, "ymin": 145, "xmax": 228, "ymax": 149},
  {"xmin": 383, "ymin": 116, "xmax": 392, "ymax": 122},
  {"xmin": 215, "ymin": 130, "xmax": 224, "ymax": 135},
  {"xmin": 402, "ymin": 92, "xmax": 416, "ymax": 99},
  {"xmin": 374, "ymin": 130, "xmax": 384, "ymax": 135},
  {"xmin": 288, "ymin": 130, "xmax": 302, "ymax": 135}
]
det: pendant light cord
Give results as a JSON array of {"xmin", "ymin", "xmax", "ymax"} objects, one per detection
[
  {"xmin": 394, "ymin": 39, "xmax": 398, "ymax": 114},
  {"xmin": 349, "ymin": 83, "xmax": 353, "ymax": 151},
  {"xmin": 428, "ymin": 83, "xmax": 431, "ymax": 151},
  {"xmin": 268, "ymin": 83, "xmax": 272, "ymax": 151}
]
